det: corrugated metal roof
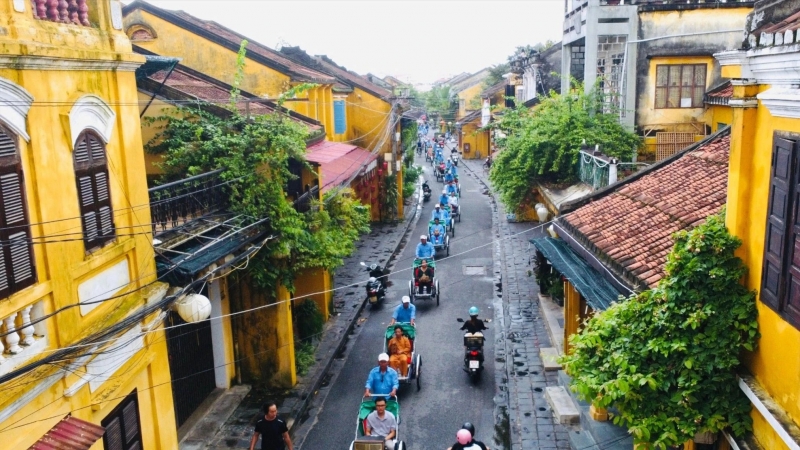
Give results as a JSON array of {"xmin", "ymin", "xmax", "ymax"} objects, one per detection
[
  {"xmin": 306, "ymin": 141, "xmax": 377, "ymax": 192},
  {"xmin": 29, "ymin": 416, "xmax": 105, "ymax": 450}
]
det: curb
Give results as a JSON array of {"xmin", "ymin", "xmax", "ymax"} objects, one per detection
[{"xmin": 288, "ymin": 180, "xmax": 423, "ymax": 435}]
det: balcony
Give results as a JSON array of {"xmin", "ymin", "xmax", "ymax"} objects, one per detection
[
  {"xmin": 579, "ymin": 146, "xmax": 649, "ymax": 190},
  {"xmin": 148, "ymin": 170, "xmax": 229, "ymax": 237},
  {"xmin": 0, "ymin": 300, "xmax": 48, "ymax": 377},
  {"xmin": 293, "ymin": 185, "xmax": 319, "ymax": 213},
  {"xmin": 31, "ymin": 0, "xmax": 91, "ymax": 26}
]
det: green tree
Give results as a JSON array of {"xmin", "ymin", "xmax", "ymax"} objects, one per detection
[
  {"xmin": 488, "ymin": 83, "xmax": 640, "ymax": 212},
  {"xmin": 561, "ymin": 212, "xmax": 758, "ymax": 448},
  {"xmin": 483, "ymin": 63, "xmax": 511, "ymax": 89},
  {"xmin": 422, "ymin": 84, "xmax": 457, "ymax": 122}
]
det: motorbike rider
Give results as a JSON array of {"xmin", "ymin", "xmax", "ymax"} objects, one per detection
[
  {"xmin": 461, "ymin": 307, "xmax": 488, "ymax": 334},
  {"xmin": 430, "ymin": 218, "xmax": 446, "ymax": 245},
  {"xmin": 415, "ymin": 234, "xmax": 435, "ymax": 259},
  {"xmin": 414, "ymin": 259, "xmax": 434, "ymax": 293},
  {"xmin": 447, "ymin": 423, "xmax": 489, "ymax": 450}
]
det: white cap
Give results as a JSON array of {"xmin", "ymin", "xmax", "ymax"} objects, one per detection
[
  {"xmin": 402, "ymin": 296, "xmax": 411, "ymax": 303},
  {"xmin": 378, "ymin": 353, "xmax": 390, "ymax": 361},
  {"xmin": 443, "ymin": 189, "xmax": 447, "ymax": 194},
  {"xmin": 420, "ymin": 234, "xmax": 427, "ymax": 240},
  {"xmin": 435, "ymin": 204, "xmax": 440, "ymax": 208}
]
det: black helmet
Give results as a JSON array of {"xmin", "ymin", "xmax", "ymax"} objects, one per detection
[{"xmin": 461, "ymin": 422, "xmax": 475, "ymax": 437}]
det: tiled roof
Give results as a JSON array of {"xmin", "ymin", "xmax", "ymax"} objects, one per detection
[
  {"xmin": 30, "ymin": 416, "xmax": 105, "ymax": 450},
  {"xmin": 559, "ymin": 128, "xmax": 730, "ymax": 289},
  {"xmin": 458, "ymin": 109, "xmax": 482, "ymax": 125},
  {"xmin": 123, "ymin": 1, "xmax": 336, "ymax": 84},
  {"xmin": 705, "ymin": 81, "xmax": 732, "ymax": 100},
  {"xmin": 482, "ymin": 81, "xmax": 507, "ymax": 98},
  {"xmin": 305, "ymin": 141, "xmax": 377, "ymax": 192}
]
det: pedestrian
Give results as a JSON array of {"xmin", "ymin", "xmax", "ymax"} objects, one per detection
[
  {"xmin": 364, "ymin": 396, "xmax": 397, "ymax": 450},
  {"xmin": 248, "ymin": 401, "xmax": 293, "ymax": 450},
  {"xmin": 390, "ymin": 296, "xmax": 416, "ymax": 326},
  {"xmin": 364, "ymin": 353, "xmax": 398, "ymax": 398}
]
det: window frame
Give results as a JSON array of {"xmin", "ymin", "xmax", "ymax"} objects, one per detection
[
  {"xmin": 654, "ymin": 63, "xmax": 707, "ymax": 109},
  {"xmin": 73, "ymin": 130, "xmax": 116, "ymax": 253},
  {"xmin": 761, "ymin": 133, "xmax": 800, "ymax": 329},
  {"xmin": 101, "ymin": 390, "xmax": 143, "ymax": 450}
]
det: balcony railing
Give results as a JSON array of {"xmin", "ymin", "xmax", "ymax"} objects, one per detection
[
  {"xmin": 0, "ymin": 300, "xmax": 48, "ymax": 376},
  {"xmin": 149, "ymin": 170, "xmax": 229, "ymax": 236},
  {"xmin": 293, "ymin": 185, "xmax": 320, "ymax": 214},
  {"xmin": 31, "ymin": 0, "xmax": 91, "ymax": 27},
  {"xmin": 579, "ymin": 147, "xmax": 649, "ymax": 190}
]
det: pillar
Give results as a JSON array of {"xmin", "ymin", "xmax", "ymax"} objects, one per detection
[
  {"xmin": 208, "ymin": 279, "xmax": 233, "ymax": 388},
  {"xmin": 275, "ymin": 285, "xmax": 297, "ymax": 387},
  {"xmin": 725, "ymin": 80, "xmax": 759, "ymax": 241},
  {"xmin": 564, "ymin": 282, "xmax": 582, "ymax": 354}
]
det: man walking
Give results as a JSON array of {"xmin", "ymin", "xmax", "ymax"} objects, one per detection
[{"xmin": 249, "ymin": 401, "xmax": 292, "ymax": 450}]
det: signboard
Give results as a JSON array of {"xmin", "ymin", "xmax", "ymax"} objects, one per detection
[{"xmin": 464, "ymin": 143, "xmax": 471, "ymax": 153}]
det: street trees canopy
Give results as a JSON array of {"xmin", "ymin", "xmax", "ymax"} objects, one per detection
[
  {"xmin": 561, "ymin": 212, "xmax": 758, "ymax": 448},
  {"xmin": 488, "ymin": 84, "xmax": 641, "ymax": 212},
  {"xmin": 423, "ymin": 84, "xmax": 457, "ymax": 123}
]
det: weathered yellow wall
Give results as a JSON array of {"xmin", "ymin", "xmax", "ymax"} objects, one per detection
[
  {"xmin": 293, "ymin": 267, "xmax": 331, "ymax": 319},
  {"xmin": 638, "ymin": 56, "xmax": 713, "ymax": 129},
  {"xmin": 704, "ymin": 104, "xmax": 733, "ymax": 133},
  {"xmin": 347, "ymin": 87, "xmax": 392, "ymax": 154},
  {"xmin": 123, "ymin": 9, "xmax": 335, "ymax": 140},
  {"xmin": 457, "ymin": 83, "xmax": 483, "ymax": 119},
  {"xmin": 725, "ymin": 82, "xmax": 800, "ymax": 450},
  {"xmin": 0, "ymin": 2, "xmax": 177, "ymax": 447},
  {"xmin": 461, "ymin": 121, "xmax": 490, "ymax": 160}
]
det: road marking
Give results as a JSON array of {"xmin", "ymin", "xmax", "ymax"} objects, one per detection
[{"xmin": 463, "ymin": 266, "xmax": 487, "ymax": 276}]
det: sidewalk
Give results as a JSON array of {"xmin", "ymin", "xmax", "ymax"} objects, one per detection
[
  {"xmin": 463, "ymin": 159, "xmax": 571, "ymax": 450},
  {"xmin": 183, "ymin": 189, "xmax": 422, "ymax": 450}
]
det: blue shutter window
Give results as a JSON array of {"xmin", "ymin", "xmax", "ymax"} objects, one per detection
[{"xmin": 334, "ymin": 100, "xmax": 346, "ymax": 135}]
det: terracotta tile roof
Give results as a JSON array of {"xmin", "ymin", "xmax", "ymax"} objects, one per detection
[
  {"xmin": 560, "ymin": 129, "xmax": 730, "ymax": 289},
  {"xmin": 305, "ymin": 141, "xmax": 377, "ymax": 192},
  {"xmin": 29, "ymin": 416, "xmax": 105, "ymax": 450},
  {"xmin": 706, "ymin": 82, "xmax": 733, "ymax": 99},
  {"xmin": 123, "ymin": 1, "xmax": 336, "ymax": 84}
]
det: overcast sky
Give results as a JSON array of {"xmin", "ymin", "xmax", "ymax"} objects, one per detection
[{"xmin": 141, "ymin": 0, "xmax": 565, "ymax": 89}]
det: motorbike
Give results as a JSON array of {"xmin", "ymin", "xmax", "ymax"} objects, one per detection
[
  {"xmin": 457, "ymin": 318, "xmax": 486, "ymax": 381},
  {"xmin": 451, "ymin": 152, "xmax": 460, "ymax": 166},
  {"xmin": 422, "ymin": 180, "xmax": 432, "ymax": 202},
  {"xmin": 360, "ymin": 261, "xmax": 387, "ymax": 306}
]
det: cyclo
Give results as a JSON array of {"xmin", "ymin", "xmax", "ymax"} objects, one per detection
[
  {"xmin": 428, "ymin": 219, "xmax": 450, "ymax": 256},
  {"xmin": 349, "ymin": 395, "xmax": 407, "ymax": 450},
  {"xmin": 384, "ymin": 323, "xmax": 421, "ymax": 390},
  {"xmin": 409, "ymin": 258, "xmax": 439, "ymax": 305}
]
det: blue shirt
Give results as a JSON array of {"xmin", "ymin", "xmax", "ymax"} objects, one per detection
[
  {"xmin": 393, "ymin": 303, "xmax": 416, "ymax": 322},
  {"xmin": 429, "ymin": 225, "xmax": 446, "ymax": 244},
  {"xmin": 439, "ymin": 194, "xmax": 449, "ymax": 206},
  {"xmin": 446, "ymin": 184, "xmax": 458, "ymax": 195},
  {"xmin": 449, "ymin": 166, "xmax": 458, "ymax": 177},
  {"xmin": 431, "ymin": 209, "xmax": 446, "ymax": 221},
  {"xmin": 365, "ymin": 366, "xmax": 399, "ymax": 394},
  {"xmin": 416, "ymin": 242, "xmax": 435, "ymax": 258},
  {"xmin": 444, "ymin": 173, "xmax": 454, "ymax": 183}
]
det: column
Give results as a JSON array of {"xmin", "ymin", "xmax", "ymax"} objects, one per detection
[{"xmin": 208, "ymin": 280, "xmax": 230, "ymax": 389}]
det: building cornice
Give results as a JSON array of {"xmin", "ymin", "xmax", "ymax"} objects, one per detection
[
  {"xmin": 757, "ymin": 87, "xmax": 800, "ymax": 118},
  {"xmin": 0, "ymin": 56, "xmax": 142, "ymax": 72},
  {"xmin": 714, "ymin": 49, "xmax": 747, "ymax": 67}
]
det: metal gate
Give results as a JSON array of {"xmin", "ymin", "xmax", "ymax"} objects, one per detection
[{"xmin": 166, "ymin": 310, "xmax": 216, "ymax": 427}]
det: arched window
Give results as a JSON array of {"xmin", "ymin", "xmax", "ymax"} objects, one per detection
[
  {"xmin": 74, "ymin": 131, "xmax": 115, "ymax": 251},
  {"xmin": 0, "ymin": 124, "xmax": 35, "ymax": 297}
]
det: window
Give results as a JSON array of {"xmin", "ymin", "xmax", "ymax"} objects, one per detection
[
  {"xmin": 101, "ymin": 390, "xmax": 142, "ymax": 450},
  {"xmin": 333, "ymin": 99, "xmax": 346, "ymax": 135},
  {"xmin": 762, "ymin": 134, "xmax": 800, "ymax": 328},
  {"xmin": 654, "ymin": 64, "xmax": 706, "ymax": 109},
  {"xmin": 73, "ymin": 131, "xmax": 115, "ymax": 251},
  {"xmin": 0, "ymin": 124, "xmax": 35, "ymax": 298}
]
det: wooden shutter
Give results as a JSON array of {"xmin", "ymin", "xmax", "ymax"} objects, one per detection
[
  {"xmin": 0, "ymin": 126, "xmax": 35, "ymax": 298},
  {"xmin": 74, "ymin": 132, "xmax": 115, "ymax": 251},
  {"xmin": 786, "ymin": 140, "xmax": 800, "ymax": 325},
  {"xmin": 102, "ymin": 391, "xmax": 142, "ymax": 450},
  {"xmin": 762, "ymin": 137, "xmax": 796, "ymax": 311},
  {"xmin": 334, "ymin": 100, "xmax": 346, "ymax": 135}
]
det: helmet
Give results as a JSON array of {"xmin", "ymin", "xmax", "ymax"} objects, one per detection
[
  {"xmin": 456, "ymin": 429, "xmax": 472, "ymax": 445},
  {"xmin": 420, "ymin": 234, "xmax": 427, "ymax": 240},
  {"xmin": 469, "ymin": 306, "xmax": 479, "ymax": 316},
  {"xmin": 461, "ymin": 422, "xmax": 476, "ymax": 437}
]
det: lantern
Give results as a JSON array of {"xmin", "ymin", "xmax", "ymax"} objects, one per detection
[{"xmin": 174, "ymin": 293, "xmax": 212, "ymax": 323}]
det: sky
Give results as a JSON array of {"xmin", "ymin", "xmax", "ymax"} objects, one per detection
[{"xmin": 141, "ymin": 0, "xmax": 565, "ymax": 90}]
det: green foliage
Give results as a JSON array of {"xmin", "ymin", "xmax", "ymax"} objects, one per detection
[
  {"xmin": 403, "ymin": 165, "xmax": 422, "ymax": 199},
  {"xmin": 483, "ymin": 63, "xmax": 511, "ymax": 89},
  {"xmin": 423, "ymin": 85, "xmax": 457, "ymax": 122},
  {"xmin": 295, "ymin": 299, "xmax": 324, "ymax": 341},
  {"xmin": 294, "ymin": 341, "xmax": 316, "ymax": 377},
  {"xmin": 560, "ymin": 212, "xmax": 759, "ymax": 448},
  {"xmin": 145, "ymin": 102, "xmax": 369, "ymax": 292},
  {"xmin": 381, "ymin": 173, "xmax": 399, "ymax": 222},
  {"xmin": 229, "ymin": 40, "xmax": 248, "ymax": 111},
  {"xmin": 488, "ymin": 83, "xmax": 641, "ymax": 212}
]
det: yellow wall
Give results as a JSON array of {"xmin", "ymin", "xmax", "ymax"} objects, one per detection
[
  {"xmin": 346, "ymin": 87, "xmax": 392, "ymax": 154},
  {"xmin": 457, "ymin": 83, "xmax": 483, "ymax": 119},
  {"xmin": 0, "ymin": 1, "xmax": 177, "ymax": 447},
  {"xmin": 725, "ymin": 82, "xmax": 800, "ymax": 450},
  {"xmin": 123, "ymin": 9, "xmax": 336, "ymax": 140},
  {"xmin": 461, "ymin": 121, "xmax": 490, "ymax": 160},
  {"xmin": 293, "ymin": 267, "xmax": 332, "ymax": 319},
  {"xmin": 704, "ymin": 104, "xmax": 733, "ymax": 133},
  {"xmin": 638, "ymin": 56, "xmax": 713, "ymax": 129}
]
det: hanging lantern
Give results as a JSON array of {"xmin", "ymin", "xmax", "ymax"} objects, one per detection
[
  {"xmin": 377, "ymin": 169, "xmax": 383, "ymax": 177},
  {"xmin": 174, "ymin": 293, "xmax": 212, "ymax": 323}
]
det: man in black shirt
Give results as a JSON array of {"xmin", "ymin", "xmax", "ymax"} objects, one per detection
[{"xmin": 249, "ymin": 401, "xmax": 293, "ymax": 450}]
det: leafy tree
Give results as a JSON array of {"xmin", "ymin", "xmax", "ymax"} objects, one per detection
[
  {"xmin": 561, "ymin": 212, "xmax": 758, "ymax": 448},
  {"xmin": 422, "ymin": 84, "xmax": 457, "ymax": 122},
  {"xmin": 488, "ymin": 83, "xmax": 640, "ymax": 212},
  {"xmin": 483, "ymin": 63, "xmax": 511, "ymax": 89}
]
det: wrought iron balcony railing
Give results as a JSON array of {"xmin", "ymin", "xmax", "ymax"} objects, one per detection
[
  {"xmin": 31, "ymin": 0, "xmax": 92, "ymax": 26},
  {"xmin": 148, "ymin": 170, "xmax": 229, "ymax": 236},
  {"xmin": 293, "ymin": 185, "xmax": 320, "ymax": 214}
]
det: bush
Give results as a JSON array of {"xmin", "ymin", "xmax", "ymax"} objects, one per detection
[
  {"xmin": 294, "ymin": 341, "xmax": 315, "ymax": 376},
  {"xmin": 295, "ymin": 299, "xmax": 324, "ymax": 341},
  {"xmin": 402, "ymin": 165, "xmax": 422, "ymax": 198}
]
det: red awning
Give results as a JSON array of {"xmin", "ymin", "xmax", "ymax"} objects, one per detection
[
  {"xmin": 29, "ymin": 416, "xmax": 105, "ymax": 450},
  {"xmin": 306, "ymin": 141, "xmax": 378, "ymax": 192}
]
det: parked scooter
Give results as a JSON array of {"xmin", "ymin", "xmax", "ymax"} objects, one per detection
[
  {"xmin": 360, "ymin": 261, "xmax": 387, "ymax": 306},
  {"xmin": 457, "ymin": 318, "xmax": 486, "ymax": 381},
  {"xmin": 422, "ymin": 180, "xmax": 432, "ymax": 202}
]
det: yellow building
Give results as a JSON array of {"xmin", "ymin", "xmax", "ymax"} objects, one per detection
[
  {"xmin": 712, "ymin": 2, "xmax": 800, "ymax": 448},
  {"xmin": 0, "ymin": 0, "xmax": 178, "ymax": 448}
]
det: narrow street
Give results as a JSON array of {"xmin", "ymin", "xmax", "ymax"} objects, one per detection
[{"xmin": 298, "ymin": 140, "xmax": 498, "ymax": 449}]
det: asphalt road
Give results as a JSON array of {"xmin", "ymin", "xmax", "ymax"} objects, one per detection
[{"xmin": 299, "ymin": 140, "xmax": 497, "ymax": 450}]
